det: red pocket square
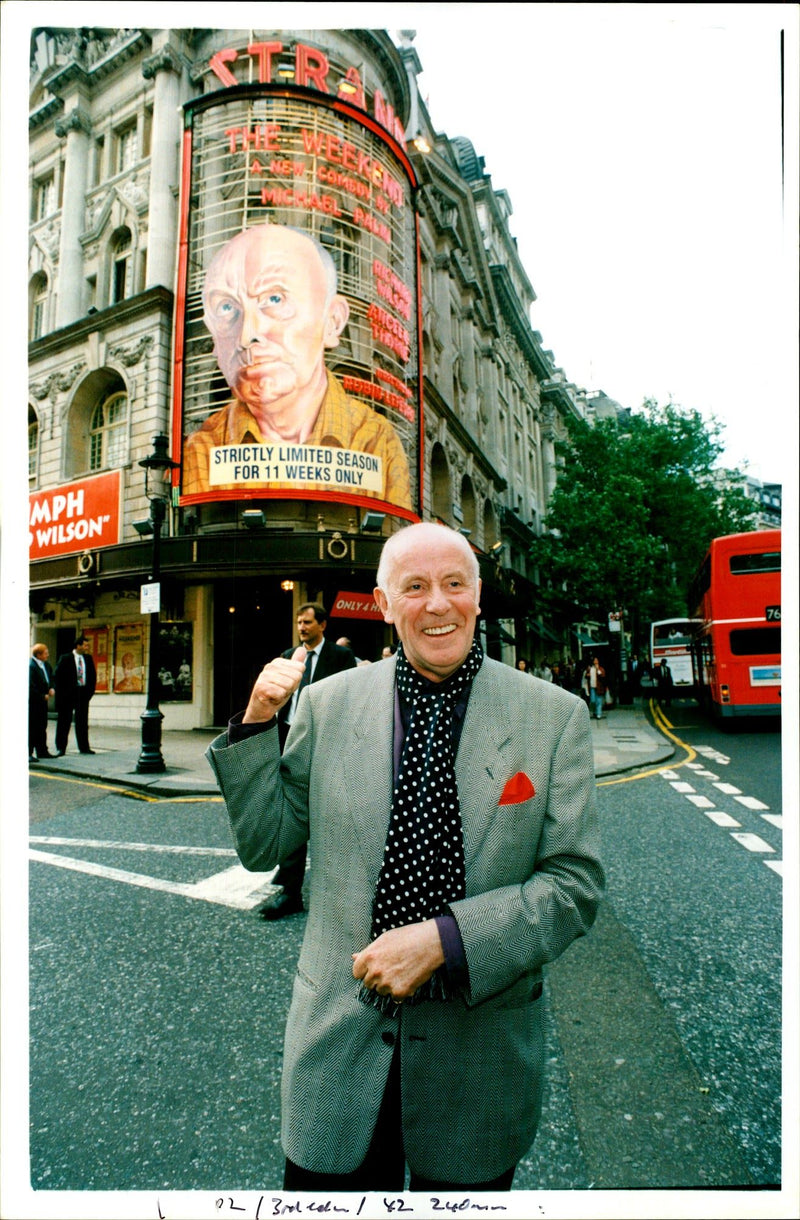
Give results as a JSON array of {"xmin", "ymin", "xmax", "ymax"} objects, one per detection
[{"xmin": 498, "ymin": 771, "xmax": 535, "ymax": 805}]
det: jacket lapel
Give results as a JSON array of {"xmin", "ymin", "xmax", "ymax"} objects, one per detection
[
  {"xmin": 335, "ymin": 658, "xmax": 396, "ymax": 880},
  {"xmin": 456, "ymin": 662, "xmax": 514, "ymax": 866}
]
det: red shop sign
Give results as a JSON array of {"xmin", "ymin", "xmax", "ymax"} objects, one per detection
[{"xmin": 329, "ymin": 591, "xmax": 384, "ymax": 621}]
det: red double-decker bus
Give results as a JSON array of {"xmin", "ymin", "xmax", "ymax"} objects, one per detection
[{"xmin": 689, "ymin": 530, "xmax": 781, "ymax": 720}]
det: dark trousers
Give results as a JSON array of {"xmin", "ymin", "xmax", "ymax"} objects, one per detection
[
  {"xmin": 273, "ymin": 844, "xmax": 308, "ymax": 897},
  {"xmin": 29, "ymin": 696, "xmax": 49, "ymax": 757},
  {"xmin": 283, "ymin": 1046, "xmax": 516, "ymax": 1192},
  {"xmin": 56, "ymin": 695, "xmax": 91, "ymax": 753},
  {"xmin": 275, "ymin": 719, "xmax": 308, "ymax": 898}
]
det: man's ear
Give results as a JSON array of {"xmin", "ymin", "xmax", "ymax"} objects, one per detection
[
  {"xmin": 374, "ymin": 586, "xmax": 394, "ymax": 624},
  {"xmin": 323, "ymin": 294, "xmax": 350, "ymax": 349},
  {"xmin": 476, "ymin": 577, "xmax": 482, "ymax": 616}
]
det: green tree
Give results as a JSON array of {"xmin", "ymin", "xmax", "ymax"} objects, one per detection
[{"xmin": 531, "ymin": 400, "xmax": 756, "ymax": 645}]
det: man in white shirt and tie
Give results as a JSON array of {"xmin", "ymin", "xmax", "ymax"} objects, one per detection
[
  {"xmin": 54, "ymin": 635, "xmax": 97, "ymax": 755},
  {"xmin": 29, "ymin": 643, "xmax": 55, "ymax": 760},
  {"xmin": 254, "ymin": 603, "xmax": 356, "ymax": 920}
]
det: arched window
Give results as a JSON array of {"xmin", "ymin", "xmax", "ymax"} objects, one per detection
[
  {"xmin": 30, "ymin": 272, "xmax": 48, "ymax": 341},
  {"xmin": 89, "ymin": 392, "xmax": 128, "ymax": 471},
  {"xmin": 28, "ymin": 406, "xmax": 39, "ymax": 484},
  {"xmin": 460, "ymin": 474, "xmax": 477, "ymax": 535}
]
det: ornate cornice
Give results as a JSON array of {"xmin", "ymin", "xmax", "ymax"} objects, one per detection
[
  {"xmin": 30, "ymin": 361, "xmax": 87, "ymax": 401},
  {"xmin": 108, "ymin": 335, "xmax": 154, "ymax": 367}
]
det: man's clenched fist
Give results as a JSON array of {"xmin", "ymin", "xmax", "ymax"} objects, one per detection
[{"xmin": 243, "ymin": 647, "xmax": 307, "ymax": 723}]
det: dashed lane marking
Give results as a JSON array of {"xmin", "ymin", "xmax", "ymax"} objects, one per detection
[
  {"xmin": 729, "ymin": 833, "xmax": 775, "ymax": 854},
  {"xmin": 761, "ymin": 814, "xmax": 783, "ymax": 830},
  {"xmin": 651, "ymin": 721, "xmax": 779, "ymax": 874},
  {"xmin": 734, "ymin": 795, "xmax": 770, "ymax": 811},
  {"xmin": 704, "ymin": 811, "xmax": 741, "ymax": 827},
  {"xmin": 694, "ymin": 746, "xmax": 731, "ymax": 765}
]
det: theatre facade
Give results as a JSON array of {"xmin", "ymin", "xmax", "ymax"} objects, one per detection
[{"xmin": 28, "ymin": 26, "xmax": 585, "ymax": 728}]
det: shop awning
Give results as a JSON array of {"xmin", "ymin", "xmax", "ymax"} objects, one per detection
[
  {"xmin": 484, "ymin": 622, "xmax": 516, "ymax": 645},
  {"xmin": 527, "ymin": 620, "xmax": 562, "ymax": 644}
]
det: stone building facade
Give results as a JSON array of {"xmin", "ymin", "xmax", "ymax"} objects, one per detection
[{"xmin": 28, "ymin": 26, "xmax": 584, "ymax": 728}]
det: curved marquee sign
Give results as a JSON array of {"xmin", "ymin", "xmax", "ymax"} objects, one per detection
[{"xmin": 173, "ymin": 82, "xmax": 421, "ymax": 521}]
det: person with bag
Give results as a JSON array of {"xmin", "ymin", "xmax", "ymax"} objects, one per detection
[{"xmin": 583, "ymin": 655, "xmax": 607, "ymax": 720}]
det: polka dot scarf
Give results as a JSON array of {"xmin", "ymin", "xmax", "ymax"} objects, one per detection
[{"xmin": 358, "ymin": 637, "xmax": 483, "ymax": 1013}]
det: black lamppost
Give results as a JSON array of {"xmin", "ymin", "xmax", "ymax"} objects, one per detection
[{"xmin": 134, "ymin": 434, "xmax": 179, "ymax": 773}]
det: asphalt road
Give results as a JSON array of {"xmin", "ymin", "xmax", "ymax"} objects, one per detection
[{"xmin": 21, "ymin": 702, "xmax": 783, "ymax": 1210}]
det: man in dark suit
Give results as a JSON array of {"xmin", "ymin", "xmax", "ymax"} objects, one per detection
[
  {"xmin": 54, "ymin": 635, "xmax": 97, "ymax": 755},
  {"xmin": 29, "ymin": 643, "xmax": 55, "ymax": 760},
  {"xmin": 258, "ymin": 602, "xmax": 357, "ymax": 920}
]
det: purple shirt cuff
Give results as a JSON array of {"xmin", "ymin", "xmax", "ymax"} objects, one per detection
[
  {"xmin": 434, "ymin": 914, "xmax": 469, "ymax": 989},
  {"xmin": 227, "ymin": 711, "xmax": 278, "ymax": 745}
]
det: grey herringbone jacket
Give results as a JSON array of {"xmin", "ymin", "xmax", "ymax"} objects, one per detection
[{"xmin": 207, "ymin": 655, "xmax": 603, "ymax": 1181}]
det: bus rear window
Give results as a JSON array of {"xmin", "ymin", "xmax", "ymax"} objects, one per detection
[
  {"xmin": 730, "ymin": 552, "xmax": 781, "ymax": 574},
  {"xmin": 653, "ymin": 627, "xmax": 692, "ymax": 646},
  {"xmin": 729, "ymin": 627, "xmax": 781, "ymax": 656}
]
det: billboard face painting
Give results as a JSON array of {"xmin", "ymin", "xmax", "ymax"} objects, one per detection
[{"xmin": 175, "ymin": 85, "xmax": 420, "ymax": 519}]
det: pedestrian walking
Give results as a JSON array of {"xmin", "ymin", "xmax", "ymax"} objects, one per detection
[
  {"xmin": 658, "ymin": 659, "xmax": 673, "ymax": 708},
  {"xmin": 583, "ymin": 656, "xmax": 607, "ymax": 720},
  {"xmin": 207, "ymin": 521, "xmax": 603, "ymax": 1191}
]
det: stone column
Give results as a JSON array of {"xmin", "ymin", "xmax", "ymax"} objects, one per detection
[
  {"xmin": 142, "ymin": 44, "xmax": 182, "ymax": 290},
  {"xmin": 54, "ymin": 106, "xmax": 91, "ymax": 327},
  {"xmin": 540, "ymin": 403, "xmax": 557, "ymax": 505}
]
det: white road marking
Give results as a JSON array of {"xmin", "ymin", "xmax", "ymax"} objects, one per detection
[
  {"xmin": 765, "ymin": 860, "xmax": 783, "ymax": 876},
  {"xmin": 705, "ymin": 811, "xmax": 741, "ymax": 827},
  {"xmin": 730, "ymin": 833, "xmax": 775, "ymax": 854},
  {"xmin": 190, "ymin": 864, "xmax": 278, "ymax": 906},
  {"xmin": 695, "ymin": 747, "xmax": 730, "ymax": 765},
  {"xmin": 761, "ymin": 814, "xmax": 783, "ymax": 830},
  {"xmin": 670, "ymin": 781, "xmax": 696, "ymax": 793},
  {"xmin": 734, "ymin": 795, "xmax": 770, "ymax": 811},
  {"xmin": 30, "ymin": 836, "xmax": 237, "ymax": 856},
  {"xmin": 659, "ymin": 770, "xmax": 680, "ymax": 780},
  {"xmin": 29, "ymin": 849, "xmax": 277, "ymax": 909},
  {"xmin": 694, "ymin": 770, "xmax": 719, "ymax": 779},
  {"xmin": 686, "ymin": 795, "xmax": 716, "ymax": 808},
  {"xmin": 713, "ymin": 782, "xmax": 742, "ymax": 796}
]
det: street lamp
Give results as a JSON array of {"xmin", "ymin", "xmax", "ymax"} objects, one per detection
[{"xmin": 135, "ymin": 434, "xmax": 179, "ymax": 773}]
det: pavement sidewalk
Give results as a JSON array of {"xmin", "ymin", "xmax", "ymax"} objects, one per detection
[{"xmin": 29, "ymin": 698, "xmax": 674, "ymax": 795}]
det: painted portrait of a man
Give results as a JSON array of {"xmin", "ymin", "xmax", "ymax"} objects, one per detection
[{"xmin": 181, "ymin": 224, "xmax": 412, "ymax": 509}]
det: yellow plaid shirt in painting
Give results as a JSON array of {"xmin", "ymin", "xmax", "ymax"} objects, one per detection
[{"xmin": 182, "ymin": 370, "xmax": 412, "ymax": 509}]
